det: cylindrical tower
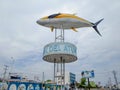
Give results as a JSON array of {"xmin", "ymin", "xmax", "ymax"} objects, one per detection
[
  {"xmin": 37, "ymin": 13, "xmax": 102, "ymax": 90},
  {"xmin": 43, "ymin": 28, "xmax": 77, "ymax": 90}
]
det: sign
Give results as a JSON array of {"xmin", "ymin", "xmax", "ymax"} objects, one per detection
[
  {"xmin": 43, "ymin": 42, "xmax": 77, "ymax": 56},
  {"xmin": 43, "ymin": 42, "xmax": 77, "ymax": 63},
  {"xmin": 81, "ymin": 70, "xmax": 95, "ymax": 78}
]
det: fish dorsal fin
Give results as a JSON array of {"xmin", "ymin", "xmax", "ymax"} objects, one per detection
[{"xmin": 48, "ymin": 13, "xmax": 61, "ymax": 19}]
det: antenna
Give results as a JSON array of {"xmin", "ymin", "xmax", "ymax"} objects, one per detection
[
  {"xmin": 10, "ymin": 57, "xmax": 15, "ymax": 73},
  {"xmin": 112, "ymin": 70, "xmax": 118, "ymax": 88},
  {"xmin": 3, "ymin": 65, "xmax": 9, "ymax": 82}
]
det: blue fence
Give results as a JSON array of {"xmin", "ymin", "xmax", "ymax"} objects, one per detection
[{"xmin": 0, "ymin": 81, "xmax": 62, "ymax": 90}]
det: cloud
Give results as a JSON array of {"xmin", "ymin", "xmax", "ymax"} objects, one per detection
[{"xmin": 0, "ymin": 0, "xmax": 120, "ymax": 85}]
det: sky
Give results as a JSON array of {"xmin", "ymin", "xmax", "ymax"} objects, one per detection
[{"xmin": 0, "ymin": 0, "xmax": 120, "ymax": 86}]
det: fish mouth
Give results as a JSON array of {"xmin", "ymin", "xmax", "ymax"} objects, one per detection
[
  {"xmin": 36, "ymin": 20, "xmax": 46, "ymax": 26},
  {"xmin": 36, "ymin": 20, "xmax": 39, "ymax": 24}
]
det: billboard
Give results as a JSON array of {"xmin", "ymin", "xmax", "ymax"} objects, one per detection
[{"xmin": 81, "ymin": 70, "xmax": 95, "ymax": 78}]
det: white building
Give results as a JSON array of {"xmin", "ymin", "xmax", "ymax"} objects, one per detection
[{"xmin": 56, "ymin": 72, "xmax": 76, "ymax": 85}]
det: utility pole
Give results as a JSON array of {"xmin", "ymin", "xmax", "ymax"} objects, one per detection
[
  {"xmin": 88, "ymin": 78, "xmax": 90, "ymax": 90},
  {"xmin": 3, "ymin": 65, "xmax": 9, "ymax": 82},
  {"xmin": 42, "ymin": 72, "xmax": 45, "ymax": 90},
  {"xmin": 112, "ymin": 70, "xmax": 118, "ymax": 88},
  {"xmin": 108, "ymin": 77, "xmax": 112, "ymax": 89},
  {"xmin": 8, "ymin": 57, "xmax": 15, "ymax": 80},
  {"xmin": 42, "ymin": 72, "xmax": 45, "ymax": 83}
]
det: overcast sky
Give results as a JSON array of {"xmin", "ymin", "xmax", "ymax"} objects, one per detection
[{"xmin": 0, "ymin": 0, "xmax": 120, "ymax": 85}]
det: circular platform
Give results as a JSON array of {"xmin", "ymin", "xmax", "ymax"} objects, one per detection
[{"xmin": 43, "ymin": 42, "xmax": 77, "ymax": 63}]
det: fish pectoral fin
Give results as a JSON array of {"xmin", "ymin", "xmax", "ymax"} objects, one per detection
[
  {"xmin": 50, "ymin": 26, "xmax": 54, "ymax": 32},
  {"xmin": 71, "ymin": 27, "xmax": 78, "ymax": 32},
  {"xmin": 73, "ymin": 13, "xmax": 77, "ymax": 15}
]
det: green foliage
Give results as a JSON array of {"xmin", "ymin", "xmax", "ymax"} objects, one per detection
[
  {"xmin": 46, "ymin": 80, "xmax": 52, "ymax": 82},
  {"xmin": 80, "ymin": 78, "xmax": 86, "ymax": 86},
  {"xmin": 75, "ymin": 82, "xmax": 80, "ymax": 88},
  {"xmin": 0, "ymin": 78, "xmax": 2, "ymax": 82},
  {"xmin": 89, "ymin": 81, "xmax": 96, "ymax": 88},
  {"xmin": 76, "ymin": 78, "xmax": 87, "ymax": 88},
  {"xmin": 76, "ymin": 78, "xmax": 97, "ymax": 89}
]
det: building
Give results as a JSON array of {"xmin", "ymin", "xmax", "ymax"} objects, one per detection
[
  {"xmin": 65, "ymin": 72, "xmax": 76, "ymax": 85},
  {"xmin": 57, "ymin": 72, "xmax": 76, "ymax": 85}
]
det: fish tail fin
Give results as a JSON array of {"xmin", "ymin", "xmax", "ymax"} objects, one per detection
[{"xmin": 93, "ymin": 18, "xmax": 104, "ymax": 36}]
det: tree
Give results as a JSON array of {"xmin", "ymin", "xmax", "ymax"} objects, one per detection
[
  {"xmin": 76, "ymin": 78, "xmax": 87, "ymax": 89},
  {"xmin": 89, "ymin": 81, "xmax": 96, "ymax": 88},
  {"xmin": 46, "ymin": 79, "xmax": 52, "ymax": 83},
  {"xmin": 80, "ymin": 78, "xmax": 86, "ymax": 87},
  {"xmin": 76, "ymin": 82, "xmax": 81, "ymax": 89}
]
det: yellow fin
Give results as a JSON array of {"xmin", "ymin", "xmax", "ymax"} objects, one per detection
[
  {"xmin": 73, "ymin": 13, "xmax": 77, "ymax": 15},
  {"xmin": 71, "ymin": 27, "xmax": 78, "ymax": 32},
  {"xmin": 50, "ymin": 26, "xmax": 54, "ymax": 32}
]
